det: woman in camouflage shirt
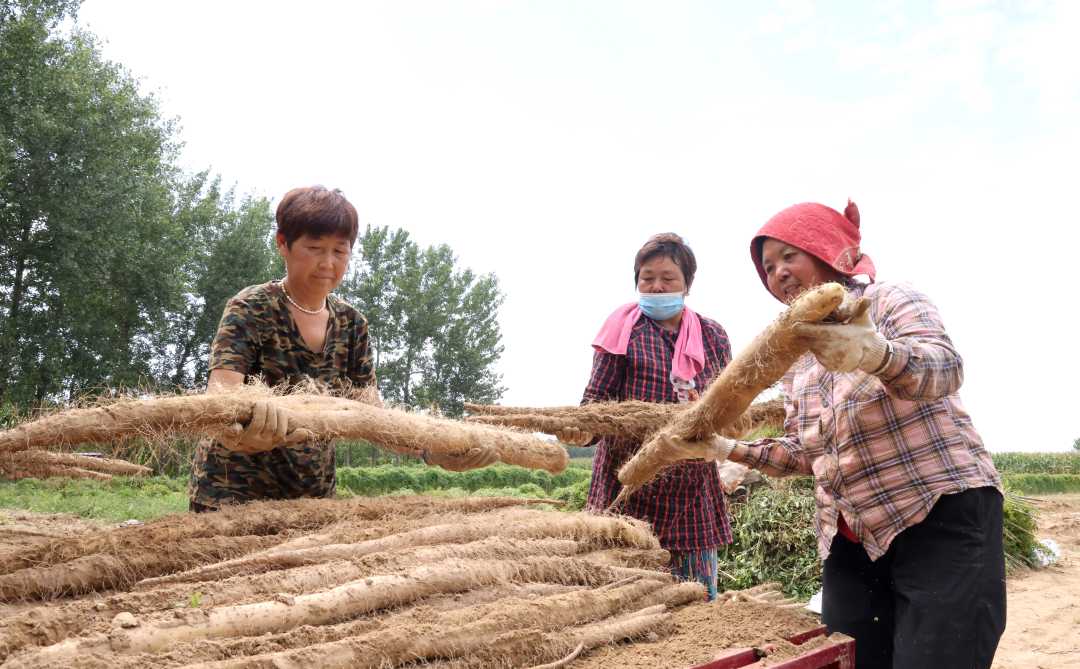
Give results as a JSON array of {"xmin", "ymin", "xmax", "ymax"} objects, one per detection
[{"xmin": 189, "ymin": 186, "xmax": 495, "ymax": 512}]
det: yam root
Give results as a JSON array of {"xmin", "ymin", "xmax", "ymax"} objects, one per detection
[
  {"xmin": 0, "ymin": 463, "xmax": 111, "ymax": 482},
  {"xmin": 0, "ymin": 496, "xmax": 549, "ymax": 584},
  {"xmin": 0, "ymin": 539, "xmax": 586, "ymax": 661},
  {"xmin": 0, "ymin": 392, "xmax": 568, "ymax": 473},
  {"xmin": 177, "ymin": 580, "xmax": 673, "ymax": 669},
  {"xmin": 24, "ymin": 556, "xmax": 659, "ymax": 661},
  {"xmin": 138, "ymin": 508, "xmax": 660, "ymax": 586},
  {"xmin": 464, "ymin": 398, "xmax": 785, "ymax": 441},
  {"xmin": 614, "ymin": 283, "xmax": 854, "ymax": 505},
  {"xmin": 0, "ymin": 449, "xmax": 150, "ymax": 481},
  {"xmin": 0, "ymin": 534, "xmax": 280, "ymax": 601}
]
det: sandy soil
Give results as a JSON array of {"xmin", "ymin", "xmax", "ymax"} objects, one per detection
[
  {"xmin": 0, "ymin": 509, "xmax": 105, "ymax": 549},
  {"xmin": 993, "ymin": 493, "xmax": 1080, "ymax": 669}
]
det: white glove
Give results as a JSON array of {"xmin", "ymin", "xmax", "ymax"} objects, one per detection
[
  {"xmin": 219, "ymin": 400, "xmax": 312, "ymax": 454},
  {"xmin": 422, "ymin": 447, "xmax": 500, "ymax": 472},
  {"xmin": 555, "ymin": 427, "xmax": 594, "ymax": 447},
  {"xmin": 657, "ymin": 432, "xmax": 735, "ymax": 463},
  {"xmin": 792, "ymin": 306, "xmax": 890, "ymax": 374}
]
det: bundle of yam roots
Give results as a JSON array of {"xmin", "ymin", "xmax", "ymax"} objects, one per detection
[{"xmin": 0, "ymin": 285, "xmax": 860, "ymax": 667}]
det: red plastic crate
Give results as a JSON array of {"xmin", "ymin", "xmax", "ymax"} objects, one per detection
[{"xmin": 688, "ymin": 625, "xmax": 855, "ymax": 669}]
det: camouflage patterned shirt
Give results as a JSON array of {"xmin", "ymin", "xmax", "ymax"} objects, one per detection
[{"xmin": 189, "ymin": 281, "xmax": 375, "ymax": 509}]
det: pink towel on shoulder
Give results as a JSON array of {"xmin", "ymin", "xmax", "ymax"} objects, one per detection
[{"xmin": 591, "ymin": 303, "xmax": 705, "ymax": 382}]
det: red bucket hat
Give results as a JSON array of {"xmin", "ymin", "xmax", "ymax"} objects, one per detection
[{"xmin": 750, "ymin": 199, "xmax": 876, "ymax": 297}]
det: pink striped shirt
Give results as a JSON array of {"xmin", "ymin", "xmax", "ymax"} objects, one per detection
[{"xmin": 736, "ymin": 281, "xmax": 1001, "ymax": 561}]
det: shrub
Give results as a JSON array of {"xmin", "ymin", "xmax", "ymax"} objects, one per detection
[
  {"xmin": 1002, "ymin": 492, "xmax": 1040, "ymax": 571},
  {"xmin": 717, "ymin": 486, "xmax": 820, "ymax": 599},
  {"xmin": 333, "ymin": 464, "xmax": 588, "ymax": 496},
  {"xmin": 552, "ymin": 479, "xmax": 590, "ymax": 511},
  {"xmin": 1001, "ymin": 474, "xmax": 1080, "ymax": 495}
]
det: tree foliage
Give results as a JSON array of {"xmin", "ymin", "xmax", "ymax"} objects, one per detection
[
  {"xmin": 340, "ymin": 225, "xmax": 505, "ymax": 416},
  {"xmin": 1, "ymin": 0, "xmax": 180, "ymax": 402},
  {"xmin": 154, "ymin": 173, "xmax": 276, "ymax": 388},
  {"xmin": 1, "ymin": 1, "xmax": 506, "ymax": 413}
]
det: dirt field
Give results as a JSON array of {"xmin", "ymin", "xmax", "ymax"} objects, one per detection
[{"xmin": 993, "ymin": 493, "xmax": 1080, "ymax": 669}]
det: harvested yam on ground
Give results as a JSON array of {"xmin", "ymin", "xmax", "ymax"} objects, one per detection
[
  {"xmin": 138, "ymin": 507, "xmax": 661, "ymax": 587},
  {"xmin": 0, "ymin": 496, "xmax": 555, "ymax": 602},
  {"xmin": 463, "ymin": 397, "xmax": 785, "ymax": 441},
  {"xmin": 0, "ymin": 389, "xmax": 568, "ymax": 473},
  {"xmin": 0, "ymin": 495, "xmax": 836, "ymax": 669},
  {"xmin": 0, "ymin": 537, "xmax": 619, "ymax": 659},
  {"xmin": 183, "ymin": 586, "xmax": 691, "ymax": 669},
  {"xmin": 3, "ymin": 507, "xmax": 681, "ymax": 668},
  {"xmin": 614, "ymin": 283, "xmax": 862, "ymax": 506},
  {"xmin": 0, "ymin": 449, "xmax": 150, "ymax": 482}
]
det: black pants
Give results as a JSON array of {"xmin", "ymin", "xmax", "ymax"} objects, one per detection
[
  {"xmin": 822, "ymin": 487, "xmax": 1006, "ymax": 669},
  {"xmin": 189, "ymin": 499, "xmax": 217, "ymax": 513}
]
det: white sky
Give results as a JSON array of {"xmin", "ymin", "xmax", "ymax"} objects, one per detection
[{"xmin": 79, "ymin": 0, "xmax": 1079, "ymax": 452}]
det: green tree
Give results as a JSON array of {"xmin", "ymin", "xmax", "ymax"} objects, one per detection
[
  {"xmin": 154, "ymin": 173, "xmax": 277, "ymax": 388},
  {"xmin": 339, "ymin": 225, "xmax": 505, "ymax": 416},
  {"xmin": 1073, "ymin": 437, "xmax": 1080, "ymax": 452},
  {"xmin": 1, "ymin": 0, "xmax": 181, "ymax": 403}
]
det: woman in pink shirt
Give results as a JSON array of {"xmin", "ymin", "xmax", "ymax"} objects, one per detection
[{"xmin": 571, "ymin": 233, "xmax": 734, "ymax": 599}]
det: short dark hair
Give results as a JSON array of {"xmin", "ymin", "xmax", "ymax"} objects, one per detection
[
  {"xmin": 633, "ymin": 233, "xmax": 697, "ymax": 287},
  {"xmin": 275, "ymin": 186, "xmax": 359, "ymax": 248}
]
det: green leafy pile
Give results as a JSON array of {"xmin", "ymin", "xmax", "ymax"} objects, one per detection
[
  {"xmin": 717, "ymin": 486, "xmax": 821, "ymax": 599},
  {"xmin": 717, "ymin": 483, "xmax": 1044, "ymax": 598}
]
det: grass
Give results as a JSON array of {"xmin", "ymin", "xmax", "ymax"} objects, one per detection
[
  {"xmin": 0, "ymin": 476, "xmax": 188, "ymax": 522},
  {"xmin": 0, "ymin": 467, "xmax": 584, "ymax": 522}
]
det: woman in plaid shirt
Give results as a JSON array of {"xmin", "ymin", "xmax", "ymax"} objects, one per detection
[
  {"xmin": 564, "ymin": 233, "xmax": 734, "ymax": 600},
  {"xmin": 681, "ymin": 200, "xmax": 1005, "ymax": 668}
]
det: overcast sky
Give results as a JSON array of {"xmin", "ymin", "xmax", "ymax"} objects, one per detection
[{"xmin": 79, "ymin": 0, "xmax": 1079, "ymax": 452}]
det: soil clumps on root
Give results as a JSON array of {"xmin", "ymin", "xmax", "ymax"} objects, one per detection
[{"xmin": 464, "ymin": 398, "xmax": 785, "ymax": 442}]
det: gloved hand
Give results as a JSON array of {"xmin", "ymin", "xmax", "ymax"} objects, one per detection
[
  {"xmin": 657, "ymin": 432, "xmax": 735, "ymax": 462},
  {"xmin": 422, "ymin": 447, "xmax": 500, "ymax": 472},
  {"xmin": 219, "ymin": 400, "xmax": 313, "ymax": 454},
  {"xmin": 554, "ymin": 427, "xmax": 594, "ymax": 446},
  {"xmin": 792, "ymin": 305, "xmax": 890, "ymax": 374}
]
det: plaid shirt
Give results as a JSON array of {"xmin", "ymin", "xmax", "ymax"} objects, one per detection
[
  {"xmin": 739, "ymin": 281, "xmax": 1001, "ymax": 561},
  {"xmin": 583, "ymin": 313, "xmax": 734, "ymax": 551}
]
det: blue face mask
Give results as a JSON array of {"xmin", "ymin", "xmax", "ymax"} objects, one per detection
[{"xmin": 638, "ymin": 292, "xmax": 685, "ymax": 321}]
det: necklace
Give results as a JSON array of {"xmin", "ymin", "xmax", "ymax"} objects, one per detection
[{"xmin": 281, "ymin": 280, "xmax": 327, "ymax": 315}]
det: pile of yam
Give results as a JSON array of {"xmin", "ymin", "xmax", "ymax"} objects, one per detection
[{"xmin": 0, "ymin": 495, "xmax": 824, "ymax": 668}]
